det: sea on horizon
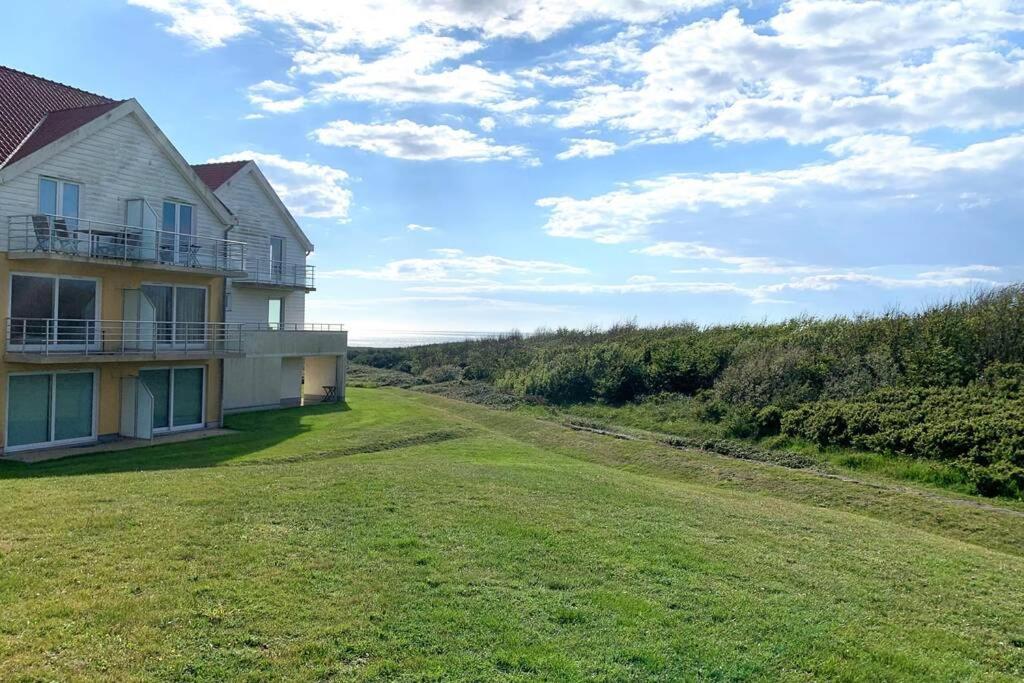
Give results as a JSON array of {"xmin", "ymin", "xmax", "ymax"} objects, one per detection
[{"xmin": 347, "ymin": 330, "xmax": 501, "ymax": 348}]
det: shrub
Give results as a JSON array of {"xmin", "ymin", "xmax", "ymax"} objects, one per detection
[
  {"xmin": 754, "ymin": 405, "xmax": 783, "ymax": 438},
  {"xmin": 421, "ymin": 365, "xmax": 464, "ymax": 384}
]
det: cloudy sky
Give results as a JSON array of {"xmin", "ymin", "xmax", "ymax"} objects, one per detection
[{"xmin": 7, "ymin": 1, "xmax": 1024, "ymax": 338}]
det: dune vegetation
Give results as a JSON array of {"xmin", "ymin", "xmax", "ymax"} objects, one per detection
[{"xmin": 350, "ymin": 285, "xmax": 1024, "ymax": 498}]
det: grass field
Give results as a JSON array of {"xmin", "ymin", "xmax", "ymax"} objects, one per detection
[{"xmin": 1, "ymin": 387, "xmax": 1023, "ymax": 680}]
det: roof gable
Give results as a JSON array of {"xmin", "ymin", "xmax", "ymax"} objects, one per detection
[
  {"xmin": 193, "ymin": 160, "xmax": 315, "ymax": 252},
  {"xmin": 192, "ymin": 160, "xmax": 250, "ymax": 191},
  {"xmin": 0, "ymin": 65, "xmax": 119, "ymax": 166}
]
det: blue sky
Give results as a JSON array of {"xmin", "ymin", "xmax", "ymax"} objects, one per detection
[{"xmin": 6, "ymin": 1, "xmax": 1024, "ymax": 339}]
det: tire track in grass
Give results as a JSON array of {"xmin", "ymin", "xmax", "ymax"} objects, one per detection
[{"xmin": 235, "ymin": 428, "xmax": 477, "ymax": 467}]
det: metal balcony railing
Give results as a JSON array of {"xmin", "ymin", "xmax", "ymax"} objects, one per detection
[
  {"xmin": 238, "ymin": 258, "xmax": 315, "ymax": 289},
  {"xmin": 4, "ymin": 318, "xmax": 244, "ymax": 356},
  {"xmin": 239, "ymin": 322, "xmax": 344, "ymax": 332},
  {"xmin": 8, "ymin": 214, "xmax": 246, "ymax": 274}
]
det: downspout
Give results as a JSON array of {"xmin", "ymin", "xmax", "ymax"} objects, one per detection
[{"xmin": 219, "ymin": 221, "xmax": 237, "ymax": 428}]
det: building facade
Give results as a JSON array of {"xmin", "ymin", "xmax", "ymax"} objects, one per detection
[{"xmin": 0, "ymin": 67, "xmax": 346, "ymax": 457}]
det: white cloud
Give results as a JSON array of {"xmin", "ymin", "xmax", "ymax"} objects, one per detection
[
  {"xmin": 312, "ymin": 119, "xmax": 535, "ymax": 163},
  {"xmin": 407, "ymin": 223, "xmax": 436, "ymax": 232},
  {"xmin": 556, "ymin": 138, "xmax": 619, "ymax": 160},
  {"xmin": 538, "ymin": 133, "xmax": 1024, "ymax": 243},
  {"xmin": 132, "ymin": 1, "xmax": 712, "ymax": 48},
  {"xmin": 636, "ymin": 242, "xmax": 826, "ymax": 275},
  {"xmin": 550, "ymin": 2, "xmax": 1024, "ymax": 145},
  {"xmin": 408, "ymin": 270, "xmax": 1002, "ymax": 303},
  {"xmin": 206, "ymin": 151, "xmax": 352, "ymax": 221},
  {"xmin": 479, "ymin": 116, "xmax": 496, "ymax": 132},
  {"xmin": 131, "ymin": 0, "xmax": 724, "ymax": 116},
  {"xmin": 324, "ymin": 248, "xmax": 586, "ymax": 281}
]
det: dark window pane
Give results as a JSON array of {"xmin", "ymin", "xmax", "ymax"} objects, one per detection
[
  {"xmin": 8, "ymin": 375, "xmax": 51, "ymax": 446},
  {"xmin": 172, "ymin": 368, "xmax": 203, "ymax": 427},
  {"xmin": 140, "ymin": 369, "xmax": 170, "ymax": 429},
  {"xmin": 11, "ymin": 275, "xmax": 54, "ymax": 345},
  {"xmin": 54, "ymin": 373, "xmax": 93, "ymax": 441}
]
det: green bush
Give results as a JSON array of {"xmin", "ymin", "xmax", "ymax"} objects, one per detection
[
  {"xmin": 421, "ymin": 365, "xmax": 464, "ymax": 384},
  {"xmin": 780, "ymin": 382, "xmax": 1024, "ymax": 497}
]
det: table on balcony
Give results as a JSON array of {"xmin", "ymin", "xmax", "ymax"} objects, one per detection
[{"xmin": 85, "ymin": 227, "xmax": 143, "ymax": 260}]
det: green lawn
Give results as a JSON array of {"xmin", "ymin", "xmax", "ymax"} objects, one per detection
[{"xmin": 1, "ymin": 387, "xmax": 1022, "ymax": 681}]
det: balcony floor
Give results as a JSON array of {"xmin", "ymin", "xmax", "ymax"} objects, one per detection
[
  {"xmin": 5, "ymin": 350, "xmax": 245, "ymax": 364},
  {"xmin": 8, "ymin": 250, "xmax": 247, "ymax": 278},
  {"xmin": 233, "ymin": 280, "xmax": 315, "ymax": 292}
]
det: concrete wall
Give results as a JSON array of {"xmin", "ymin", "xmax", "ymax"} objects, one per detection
[
  {"xmin": 240, "ymin": 330, "xmax": 347, "ymax": 357},
  {"xmin": 280, "ymin": 357, "xmax": 303, "ymax": 405},
  {"xmin": 223, "ymin": 330, "xmax": 348, "ymax": 412},
  {"xmin": 222, "ymin": 356, "xmax": 282, "ymax": 412}
]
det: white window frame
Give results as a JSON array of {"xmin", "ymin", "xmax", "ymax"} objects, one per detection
[
  {"xmin": 141, "ymin": 282, "xmax": 208, "ymax": 348},
  {"xmin": 4, "ymin": 369, "xmax": 99, "ymax": 452},
  {"xmin": 7, "ymin": 271, "xmax": 102, "ymax": 351},
  {"xmin": 38, "ymin": 176, "xmax": 81, "ymax": 218},
  {"xmin": 140, "ymin": 365, "xmax": 207, "ymax": 434},
  {"xmin": 268, "ymin": 297, "xmax": 284, "ymax": 329},
  {"xmin": 162, "ymin": 200, "xmax": 194, "ymax": 234},
  {"xmin": 269, "ymin": 236, "xmax": 285, "ymax": 281}
]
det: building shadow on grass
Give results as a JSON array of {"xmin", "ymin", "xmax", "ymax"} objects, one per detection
[{"xmin": 0, "ymin": 401, "xmax": 351, "ymax": 479}]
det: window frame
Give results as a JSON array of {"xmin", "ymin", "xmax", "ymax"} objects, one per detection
[
  {"xmin": 4, "ymin": 369, "xmax": 99, "ymax": 452},
  {"xmin": 140, "ymin": 282, "xmax": 208, "ymax": 347},
  {"xmin": 38, "ymin": 176, "xmax": 82, "ymax": 219},
  {"xmin": 7, "ymin": 271, "xmax": 102, "ymax": 350},
  {"xmin": 161, "ymin": 200, "xmax": 195, "ymax": 235},
  {"xmin": 139, "ymin": 365, "xmax": 207, "ymax": 433}
]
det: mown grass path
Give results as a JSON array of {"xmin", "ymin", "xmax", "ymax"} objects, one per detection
[{"xmin": 0, "ymin": 388, "xmax": 1022, "ymax": 681}]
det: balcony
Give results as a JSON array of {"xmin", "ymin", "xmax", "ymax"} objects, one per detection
[
  {"xmin": 237, "ymin": 323, "xmax": 346, "ymax": 356},
  {"xmin": 236, "ymin": 258, "xmax": 315, "ymax": 290},
  {"xmin": 7, "ymin": 214, "xmax": 247, "ymax": 277},
  {"xmin": 4, "ymin": 318, "xmax": 244, "ymax": 363}
]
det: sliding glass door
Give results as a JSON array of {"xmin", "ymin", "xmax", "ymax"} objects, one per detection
[
  {"xmin": 140, "ymin": 284, "xmax": 206, "ymax": 348},
  {"xmin": 139, "ymin": 367, "xmax": 205, "ymax": 432},
  {"xmin": 7, "ymin": 371, "xmax": 96, "ymax": 450},
  {"xmin": 9, "ymin": 274, "xmax": 98, "ymax": 349}
]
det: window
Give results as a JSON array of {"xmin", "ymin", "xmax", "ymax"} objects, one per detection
[
  {"xmin": 139, "ymin": 367, "xmax": 205, "ymax": 432},
  {"xmin": 270, "ymin": 236, "xmax": 284, "ymax": 280},
  {"xmin": 140, "ymin": 284, "xmax": 206, "ymax": 347},
  {"xmin": 7, "ymin": 371, "xmax": 95, "ymax": 450},
  {"xmin": 9, "ymin": 274, "xmax": 98, "ymax": 348},
  {"xmin": 39, "ymin": 177, "xmax": 80, "ymax": 228},
  {"xmin": 268, "ymin": 298, "xmax": 283, "ymax": 330},
  {"xmin": 161, "ymin": 201, "xmax": 194, "ymax": 264},
  {"xmin": 125, "ymin": 198, "xmax": 159, "ymax": 260}
]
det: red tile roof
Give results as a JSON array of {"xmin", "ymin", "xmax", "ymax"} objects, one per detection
[
  {"xmin": 0, "ymin": 65, "xmax": 121, "ymax": 167},
  {"xmin": 192, "ymin": 160, "xmax": 250, "ymax": 190}
]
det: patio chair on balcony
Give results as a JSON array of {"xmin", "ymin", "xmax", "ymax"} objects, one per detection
[
  {"xmin": 31, "ymin": 214, "xmax": 52, "ymax": 251},
  {"xmin": 52, "ymin": 217, "xmax": 80, "ymax": 255},
  {"xmin": 31, "ymin": 215, "xmax": 79, "ymax": 254}
]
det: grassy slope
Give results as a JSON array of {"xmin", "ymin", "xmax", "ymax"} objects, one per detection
[{"xmin": 0, "ymin": 388, "xmax": 1021, "ymax": 681}]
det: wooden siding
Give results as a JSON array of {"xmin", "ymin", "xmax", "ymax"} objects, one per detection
[
  {"xmin": 0, "ymin": 112, "xmax": 229, "ymax": 249},
  {"xmin": 214, "ymin": 168, "xmax": 307, "ymax": 270},
  {"xmin": 227, "ymin": 286, "xmax": 305, "ymax": 326}
]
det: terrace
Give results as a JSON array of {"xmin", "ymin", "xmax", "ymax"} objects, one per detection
[{"xmin": 7, "ymin": 213, "xmax": 247, "ymax": 277}]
